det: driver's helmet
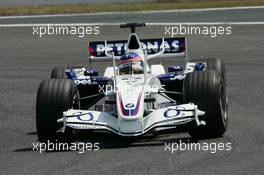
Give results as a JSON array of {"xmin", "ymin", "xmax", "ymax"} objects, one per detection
[{"xmin": 118, "ymin": 52, "xmax": 144, "ymax": 75}]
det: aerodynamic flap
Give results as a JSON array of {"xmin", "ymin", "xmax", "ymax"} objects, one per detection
[{"xmin": 88, "ymin": 37, "xmax": 186, "ymax": 60}]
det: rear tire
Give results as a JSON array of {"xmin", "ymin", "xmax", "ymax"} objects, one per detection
[
  {"xmin": 36, "ymin": 79, "xmax": 77, "ymax": 142},
  {"xmin": 191, "ymin": 58, "xmax": 227, "ymax": 109},
  {"xmin": 184, "ymin": 70, "xmax": 228, "ymax": 139},
  {"xmin": 50, "ymin": 67, "xmax": 66, "ymax": 79},
  {"xmin": 191, "ymin": 58, "xmax": 226, "ymax": 82}
]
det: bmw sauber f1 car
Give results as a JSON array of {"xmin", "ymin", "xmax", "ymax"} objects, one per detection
[{"xmin": 36, "ymin": 23, "xmax": 228, "ymax": 142}]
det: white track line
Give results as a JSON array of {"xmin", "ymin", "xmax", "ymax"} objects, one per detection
[
  {"xmin": 0, "ymin": 6, "xmax": 263, "ymax": 19},
  {"xmin": 0, "ymin": 22, "xmax": 264, "ymax": 27}
]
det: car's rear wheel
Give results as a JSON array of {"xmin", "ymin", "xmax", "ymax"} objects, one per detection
[
  {"xmin": 184, "ymin": 70, "xmax": 228, "ymax": 139},
  {"xmin": 50, "ymin": 67, "xmax": 66, "ymax": 79},
  {"xmin": 36, "ymin": 79, "xmax": 77, "ymax": 142},
  {"xmin": 191, "ymin": 58, "xmax": 226, "ymax": 82},
  {"xmin": 191, "ymin": 58, "xmax": 227, "ymax": 106}
]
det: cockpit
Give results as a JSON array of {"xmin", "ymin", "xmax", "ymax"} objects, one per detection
[{"xmin": 118, "ymin": 52, "xmax": 144, "ymax": 75}]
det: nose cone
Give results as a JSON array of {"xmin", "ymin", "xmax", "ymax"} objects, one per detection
[{"xmin": 116, "ymin": 86, "xmax": 144, "ymax": 120}]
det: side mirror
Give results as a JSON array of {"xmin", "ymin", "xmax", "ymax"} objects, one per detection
[
  {"xmin": 84, "ymin": 70, "xmax": 98, "ymax": 76},
  {"xmin": 168, "ymin": 66, "xmax": 183, "ymax": 73}
]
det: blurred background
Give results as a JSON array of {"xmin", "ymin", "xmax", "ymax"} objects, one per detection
[
  {"xmin": 0, "ymin": 0, "xmax": 262, "ymax": 7},
  {"xmin": 0, "ymin": 0, "xmax": 153, "ymax": 7}
]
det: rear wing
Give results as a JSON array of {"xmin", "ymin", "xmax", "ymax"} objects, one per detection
[{"xmin": 88, "ymin": 37, "xmax": 186, "ymax": 61}]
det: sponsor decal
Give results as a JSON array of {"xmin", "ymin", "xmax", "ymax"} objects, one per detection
[
  {"xmin": 89, "ymin": 37, "xmax": 185, "ymax": 58},
  {"xmin": 74, "ymin": 79, "xmax": 91, "ymax": 85},
  {"xmin": 164, "ymin": 106, "xmax": 185, "ymax": 118},
  {"xmin": 164, "ymin": 109, "xmax": 180, "ymax": 118},
  {"xmin": 74, "ymin": 112, "xmax": 94, "ymax": 121}
]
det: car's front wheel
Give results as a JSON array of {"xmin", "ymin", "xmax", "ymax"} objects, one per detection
[
  {"xmin": 184, "ymin": 70, "xmax": 228, "ymax": 139},
  {"xmin": 36, "ymin": 79, "xmax": 77, "ymax": 142}
]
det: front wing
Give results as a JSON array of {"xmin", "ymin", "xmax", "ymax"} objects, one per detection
[{"xmin": 58, "ymin": 103, "xmax": 205, "ymax": 136}]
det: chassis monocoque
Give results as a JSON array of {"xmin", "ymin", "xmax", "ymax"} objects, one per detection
[{"xmin": 36, "ymin": 23, "xmax": 228, "ymax": 142}]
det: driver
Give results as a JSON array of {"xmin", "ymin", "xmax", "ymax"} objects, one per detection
[{"xmin": 118, "ymin": 52, "xmax": 144, "ymax": 75}]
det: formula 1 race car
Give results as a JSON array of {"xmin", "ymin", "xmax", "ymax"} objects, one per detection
[{"xmin": 36, "ymin": 23, "xmax": 228, "ymax": 142}]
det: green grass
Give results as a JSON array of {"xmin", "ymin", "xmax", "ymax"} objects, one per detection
[{"xmin": 0, "ymin": 0, "xmax": 263, "ymax": 16}]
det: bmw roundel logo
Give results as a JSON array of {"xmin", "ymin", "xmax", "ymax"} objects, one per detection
[{"xmin": 125, "ymin": 103, "xmax": 135, "ymax": 108}]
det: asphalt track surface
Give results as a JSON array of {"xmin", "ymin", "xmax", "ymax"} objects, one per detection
[{"xmin": 0, "ymin": 8, "xmax": 264, "ymax": 175}]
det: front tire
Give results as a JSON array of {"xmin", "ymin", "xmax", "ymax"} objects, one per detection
[
  {"xmin": 36, "ymin": 79, "xmax": 77, "ymax": 142},
  {"xmin": 184, "ymin": 70, "xmax": 228, "ymax": 139}
]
